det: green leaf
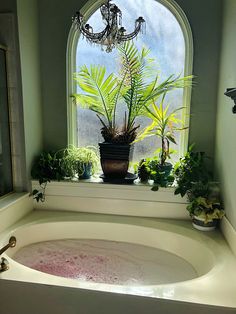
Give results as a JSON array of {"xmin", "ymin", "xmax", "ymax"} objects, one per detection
[{"xmin": 166, "ymin": 135, "xmax": 177, "ymax": 144}]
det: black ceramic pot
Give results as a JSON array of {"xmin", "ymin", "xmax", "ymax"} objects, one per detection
[{"xmin": 99, "ymin": 143, "xmax": 133, "ymax": 179}]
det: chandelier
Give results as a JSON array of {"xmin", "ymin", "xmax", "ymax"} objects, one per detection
[{"xmin": 72, "ymin": 0, "xmax": 145, "ymax": 52}]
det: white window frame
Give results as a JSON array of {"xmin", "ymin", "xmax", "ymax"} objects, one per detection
[{"xmin": 66, "ymin": 0, "xmax": 193, "ymax": 159}]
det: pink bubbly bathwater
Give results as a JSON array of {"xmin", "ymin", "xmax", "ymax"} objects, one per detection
[{"xmin": 14, "ymin": 239, "xmax": 197, "ymax": 285}]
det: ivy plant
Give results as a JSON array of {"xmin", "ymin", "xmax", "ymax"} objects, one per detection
[{"xmin": 173, "ymin": 147, "xmax": 212, "ymax": 197}]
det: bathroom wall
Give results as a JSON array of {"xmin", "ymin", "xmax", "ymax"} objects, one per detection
[
  {"xmin": 215, "ymin": 0, "xmax": 236, "ymax": 230},
  {"xmin": 0, "ymin": 0, "xmax": 17, "ymax": 12},
  {"xmin": 17, "ymin": 0, "xmax": 43, "ymax": 179},
  {"xmin": 38, "ymin": 0, "xmax": 223, "ymax": 165},
  {"xmin": 0, "ymin": 0, "xmax": 43, "ymax": 184},
  {"xmin": 38, "ymin": 0, "xmax": 87, "ymax": 150},
  {"xmin": 0, "ymin": 0, "xmax": 29, "ymax": 192},
  {"xmin": 176, "ymin": 0, "xmax": 222, "ymax": 156}
]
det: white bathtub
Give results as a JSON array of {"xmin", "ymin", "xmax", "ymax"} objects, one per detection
[{"xmin": 0, "ymin": 211, "xmax": 236, "ymax": 312}]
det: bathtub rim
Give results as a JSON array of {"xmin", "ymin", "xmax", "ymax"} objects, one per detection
[
  {"xmin": 3, "ymin": 220, "xmax": 216, "ymax": 281},
  {"xmin": 0, "ymin": 211, "xmax": 236, "ymax": 308}
]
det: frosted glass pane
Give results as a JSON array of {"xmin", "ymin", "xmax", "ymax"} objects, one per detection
[{"xmin": 75, "ymin": 0, "xmax": 185, "ymax": 163}]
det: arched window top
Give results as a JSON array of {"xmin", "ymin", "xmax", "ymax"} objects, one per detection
[{"xmin": 67, "ymin": 0, "xmax": 193, "ymax": 160}]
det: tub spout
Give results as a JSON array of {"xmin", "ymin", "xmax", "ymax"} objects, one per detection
[
  {"xmin": 0, "ymin": 236, "xmax": 16, "ymax": 273},
  {"xmin": 0, "ymin": 236, "xmax": 16, "ymax": 255}
]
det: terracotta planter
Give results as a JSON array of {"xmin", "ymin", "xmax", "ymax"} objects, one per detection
[{"xmin": 99, "ymin": 143, "xmax": 133, "ymax": 179}]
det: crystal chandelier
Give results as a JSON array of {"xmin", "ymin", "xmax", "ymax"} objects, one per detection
[{"xmin": 72, "ymin": 0, "xmax": 145, "ymax": 53}]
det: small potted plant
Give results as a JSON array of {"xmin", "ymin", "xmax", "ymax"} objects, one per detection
[
  {"xmin": 174, "ymin": 149, "xmax": 224, "ymax": 230},
  {"xmin": 136, "ymin": 156, "xmax": 174, "ymax": 190},
  {"xmin": 136, "ymin": 159, "xmax": 151, "ymax": 183},
  {"xmin": 63, "ymin": 146, "xmax": 99, "ymax": 179},
  {"xmin": 73, "ymin": 42, "xmax": 192, "ymax": 181},
  {"xmin": 186, "ymin": 182, "xmax": 224, "ymax": 231},
  {"xmin": 136, "ymin": 93, "xmax": 187, "ymax": 189}
]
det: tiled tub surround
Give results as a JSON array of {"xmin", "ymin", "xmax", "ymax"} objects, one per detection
[{"xmin": 0, "ymin": 210, "xmax": 236, "ymax": 312}]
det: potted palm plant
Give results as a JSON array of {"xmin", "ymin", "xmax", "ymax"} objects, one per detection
[
  {"xmin": 136, "ymin": 93, "xmax": 187, "ymax": 188},
  {"xmin": 73, "ymin": 42, "xmax": 192, "ymax": 181}
]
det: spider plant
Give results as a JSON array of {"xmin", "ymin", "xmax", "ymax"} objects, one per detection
[
  {"xmin": 136, "ymin": 93, "xmax": 187, "ymax": 166},
  {"xmin": 73, "ymin": 41, "xmax": 192, "ymax": 144},
  {"xmin": 62, "ymin": 146, "xmax": 99, "ymax": 178}
]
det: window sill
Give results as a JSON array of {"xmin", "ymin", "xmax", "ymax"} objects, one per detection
[
  {"xmin": 0, "ymin": 192, "xmax": 30, "ymax": 213},
  {"xmin": 31, "ymin": 179, "xmax": 189, "ymax": 219}
]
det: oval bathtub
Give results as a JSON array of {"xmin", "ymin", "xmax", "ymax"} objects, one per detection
[
  {"xmin": 0, "ymin": 213, "xmax": 236, "ymax": 309},
  {"xmin": 3, "ymin": 221, "xmax": 214, "ymax": 286}
]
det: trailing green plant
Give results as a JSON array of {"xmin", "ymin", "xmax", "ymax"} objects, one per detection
[
  {"xmin": 31, "ymin": 151, "xmax": 68, "ymax": 202},
  {"xmin": 174, "ymin": 147, "xmax": 212, "ymax": 197},
  {"xmin": 136, "ymin": 93, "xmax": 187, "ymax": 166},
  {"xmin": 174, "ymin": 148, "xmax": 224, "ymax": 224},
  {"xmin": 73, "ymin": 41, "xmax": 192, "ymax": 144},
  {"xmin": 31, "ymin": 146, "xmax": 99, "ymax": 202}
]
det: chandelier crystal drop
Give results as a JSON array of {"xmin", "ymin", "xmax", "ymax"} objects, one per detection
[{"xmin": 72, "ymin": 0, "xmax": 146, "ymax": 53}]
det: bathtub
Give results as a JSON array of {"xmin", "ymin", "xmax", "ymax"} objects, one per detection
[{"xmin": 0, "ymin": 210, "xmax": 236, "ymax": 313}]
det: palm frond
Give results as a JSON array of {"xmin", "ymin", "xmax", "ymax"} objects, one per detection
[{"xmin": 73, "ymin": 65, "xmax": 123, "ymax": 128}]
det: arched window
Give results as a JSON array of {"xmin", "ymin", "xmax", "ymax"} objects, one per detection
[{"xmin": 67, "ymin": 0, "xmax": 193, "ymax": 163}]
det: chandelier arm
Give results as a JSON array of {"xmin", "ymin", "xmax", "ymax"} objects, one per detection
[
  {"xmin": 80, "ymin": 25, "xmax": 109, "ymax": 40},
  {"xmin": 118, "ymin": 23, "xmax": 142, "ymax": 42}
]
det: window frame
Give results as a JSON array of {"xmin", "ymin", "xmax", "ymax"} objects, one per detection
[
  {"xmin": 0, "ymin": 13, "xmax": 27, "ymax": 198},
  {"xmin": 67, "ymin": 0, "xmax": 193, "ymax": 159},
  {"xmin": 0, "ymin": 45, "xmax": 13, "ymax": 196}
]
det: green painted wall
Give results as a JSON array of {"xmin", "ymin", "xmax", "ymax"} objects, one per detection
[
  {"xmin": 38, "ymin": 0, "xmax": 223, "ymax": 161},
  {"xmin": 38, "ymin": 0, "xmax": 87, "ymax": 150},
  {"xmin": 17, "ymin": 0, "xmax": 43, "ymax": 179},
  {"xmin": 215, "ymin": 0, "xmax": 236, "ymax": 229},
  {"xmin": 176, "ymin": 0, "xmax": 222, "ymax": 157},
  {"xmin": 0, "ymin": 0, "xmax": 17, "ymax": 12}
]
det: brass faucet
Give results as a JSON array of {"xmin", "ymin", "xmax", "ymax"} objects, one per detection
[{"xmin": 0, "ymin": 236, "xmax": 16, "ymax": 272}]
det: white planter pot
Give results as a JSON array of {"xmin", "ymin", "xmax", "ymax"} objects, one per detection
[{"xmin": 192, "ymin": 215, "xmax": 217, "ymax": 231}]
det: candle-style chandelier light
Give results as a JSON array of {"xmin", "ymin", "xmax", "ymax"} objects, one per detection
[{"xmin": 72, "ymin": 0, "xmax": 146, "ymax": 52}]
